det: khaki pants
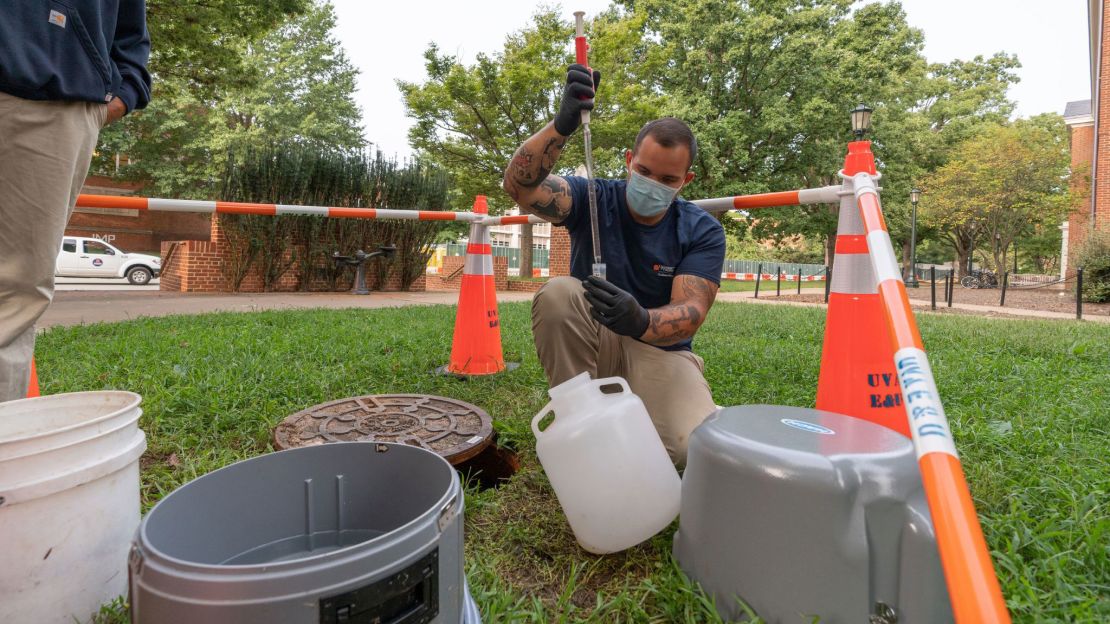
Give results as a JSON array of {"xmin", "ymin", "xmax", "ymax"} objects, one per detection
[
  {"xmin": 0, "ymin": 91, "xmax": 105, "ymax": 402},
  {"xmin": 532, "ymin": 277, "xmax": 717, "ymax": 465}
]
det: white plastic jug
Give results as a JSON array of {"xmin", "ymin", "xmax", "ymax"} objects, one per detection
[{"xmin": 531, "ymin": 373, "xmax": 681, "ymax": 554}]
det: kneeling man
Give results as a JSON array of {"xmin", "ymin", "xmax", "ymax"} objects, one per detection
[{"xmin": 503, "ymin": 64, "xmax": 724, "ymax": 465}]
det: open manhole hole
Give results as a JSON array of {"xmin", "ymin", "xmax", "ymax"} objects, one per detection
[{"xmin": 273, "ymin": 394, "xmax": 518, "ymax": 488}]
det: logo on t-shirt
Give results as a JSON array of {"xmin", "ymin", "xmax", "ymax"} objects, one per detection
[{"xmin": 652, "ymin": 263, "xmax": 675, "ymax": 278}]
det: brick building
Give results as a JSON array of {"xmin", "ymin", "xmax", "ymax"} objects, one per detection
[
  {"xmin": 488, "ymin": 207, "xmax": 552, "ymax": 250},
  {"xmin": 65, "ymin": 175, "xmax": 210, "ymax": 254},
  {"xmin": 1062, "ymin": 0, "xmax": 1110, "ymax": 275}
]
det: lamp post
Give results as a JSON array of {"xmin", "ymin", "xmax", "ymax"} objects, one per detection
[
  {"xmin": 907, "ymin": 187, "xmax": 921, "ymax": 287},
  {"xmin": 850, "ymin": 104, "xmax": 873, "ymax": 140}
]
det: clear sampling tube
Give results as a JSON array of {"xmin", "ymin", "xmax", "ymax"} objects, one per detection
[{"xmin": 574, "ymin": 11, "xmax": 605, "ymax": 279}]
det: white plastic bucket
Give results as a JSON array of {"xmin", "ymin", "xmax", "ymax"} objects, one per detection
[{"xmin": 0, "ymin": 391, "xmax": 146, "ymax": 624}]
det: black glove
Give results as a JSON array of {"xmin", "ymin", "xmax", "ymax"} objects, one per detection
[
  {"xmin": 582, "ymin": 275, "xmax": 650, "ymax": 338},
  {"xmin": 554, "ymin": 64, "xmax": 602, "ymax": 137}
]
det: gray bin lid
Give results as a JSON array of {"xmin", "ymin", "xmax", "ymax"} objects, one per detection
[{"xmin": 697, "ymin": 404, "xmax": 913, "ymax": 463}]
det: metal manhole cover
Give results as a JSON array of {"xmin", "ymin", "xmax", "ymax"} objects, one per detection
[{"xmin": 273, "ymin": 394, "xmax": 494, "ymax": 464}]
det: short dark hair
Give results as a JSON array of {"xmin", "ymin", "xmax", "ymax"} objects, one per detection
[{"xmin": 633, "ymin": 117, "xmax": 698, "ymax": 169}]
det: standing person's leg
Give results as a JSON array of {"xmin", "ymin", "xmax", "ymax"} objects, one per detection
[
  {"xmin": 0, "ymin": 93, "xmax": 105, "ymax": 401},
  {"xmin": 619, "ymin": 338, "xmax": 717, "ymax": 466},
  {"xmin": 532, "ymin": 276, "xmax": 621, "ymax": 386}
]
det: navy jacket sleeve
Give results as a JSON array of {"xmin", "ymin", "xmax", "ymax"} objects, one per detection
[{"xmin": 111, "ymin": 0, "xmax": 151, "ymax": 112}]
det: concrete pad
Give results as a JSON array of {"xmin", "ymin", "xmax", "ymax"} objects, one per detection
[{"xmin": 39, "ymin": 290, "xmax": 535, "ymax": 329}]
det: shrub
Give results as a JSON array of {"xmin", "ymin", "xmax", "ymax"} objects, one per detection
[
  {"xmin": 219, "ymin": 144, "xmax": 449, "ymax": 292},
  {"xmin": 1075, "ymin": 229, "xmax": 1110, "ymax": 302}
]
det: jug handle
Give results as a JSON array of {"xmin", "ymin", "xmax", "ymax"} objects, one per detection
[
  {"xmin": 593, "ymin": 377, "xmax": 631, "ymax": 396},
  {"xmin": 531, "ymin": 401, "xmax": 555, "ymax": 439}
]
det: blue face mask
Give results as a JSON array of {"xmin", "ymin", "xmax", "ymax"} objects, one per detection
[{"xmin": 626, "ymin": 170, "xmax": 681, "ymax": 218}]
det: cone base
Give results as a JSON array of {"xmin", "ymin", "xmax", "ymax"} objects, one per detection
[{"xmin": 434, "ymin": 362, "xmax": 520, "ymax": 379}]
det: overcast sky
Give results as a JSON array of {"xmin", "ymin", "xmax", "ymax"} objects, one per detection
[{"xmin": 330, "ymin": 0, "xmax": 1091, "ymax": 159}]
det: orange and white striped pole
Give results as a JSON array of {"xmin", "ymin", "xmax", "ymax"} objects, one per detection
[
  {"xmin": 849, "ymin": 163, "xmax": 1010, "ymax": 624},
  {"xmin": 478, "ymin": 213, "xmax": 547, "ymax": 226},
  {"xmin": 692, "ymin": 185, "xmax": 842, "ymax": 213},
  {"xmin": 75, "ymin": 194, "xmax": 481, "ymax": 222}
]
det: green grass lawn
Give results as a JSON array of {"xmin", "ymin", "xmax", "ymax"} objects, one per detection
[{"xmin": 36, "ymin": 302, "xmax": 1109, "ymax": 623}]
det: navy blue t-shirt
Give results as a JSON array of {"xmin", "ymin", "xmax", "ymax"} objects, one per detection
[{"xmin": 561, "ymin": 176, "xmax": 726, "ymax": 351}]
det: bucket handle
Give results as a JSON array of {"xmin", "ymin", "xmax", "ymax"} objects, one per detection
[{"xmin": 530, "ymin": 401, "xmax": 555, "ymax": 439}]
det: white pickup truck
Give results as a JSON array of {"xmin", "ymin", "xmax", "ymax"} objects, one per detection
[{"xmin": 56, "ymin": 237, "xmax": 161, "ymax": 285}]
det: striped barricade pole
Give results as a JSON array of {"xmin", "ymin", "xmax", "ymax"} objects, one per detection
[
  {"xmin": 692, "ymin": 185, "xmax": 842, "ymax": 213},
  {"xmin": 76, "ymin": 194, "xmax": 482, "ymax": 222},
  {"xmin": 850, "ymin": 169, "xmax": 1011, "ymax": 624},
  {"xmin": 478, "ymin": 213, "xmax": 547, "ymax": 226}
]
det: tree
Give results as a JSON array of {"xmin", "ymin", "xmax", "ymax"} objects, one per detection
[
  {"xmin": 399, "ymin": 9, "xmax": 662, "ymax": 275},
  {"xmin": 872, "ymin": 52, "xmax": 1020, "ymax": 268},
  {"xmin": 145, "ymin": 0, "xmax": 309, "ymax": 99},
  {"xmin": 618, "ymin": 0, "xmax": 1019, "ymax": 265},
  {"xmin": 217, "ymin": 2, "xmax": 364, "ymax": 152},
  {"xmin": 920, "ymin": 116, "xmax": 1071, "ymax": 277},
  {"xmin": 400, "ymin": 0, "xmax": 1022, "ymax": 270},
  {"xmin": 92, "ymin": 1, "xmax": 363, "ymax": 198}
]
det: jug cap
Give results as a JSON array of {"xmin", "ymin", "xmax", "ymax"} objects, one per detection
[{"xmin": 548, "ymin": 372, "xmax": 592, "ymax": 401}]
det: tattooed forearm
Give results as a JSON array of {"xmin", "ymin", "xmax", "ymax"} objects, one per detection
[
  {"xmin": 643, "ymin": 304, "xmax": 703, "ymax": 346},
  {"xmin": 528, "ymin": 177, "xmax": 571, "ymax": 220},
  {"xmin": 539, "ymin": 136, "xmax": 566, "ymax": 171},
  {"xmin": 507, "ymin": 135, "xmax": 566, "ymax": 190},
  {"xmin": 502, "ymin": 122, "xmax": 572, "ymax": 222},
  {"xmin": 640, "ymin": 275, "xmax": 719, "ymax": 346}
]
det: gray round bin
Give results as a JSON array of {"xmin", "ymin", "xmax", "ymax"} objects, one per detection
[
  {"xmin": 129, "ymin": 442, "xmax": 481, "ymax": 623},
  {"xmin": 674, "ymin": 405, "xmax": 952, "ymax": 623}
]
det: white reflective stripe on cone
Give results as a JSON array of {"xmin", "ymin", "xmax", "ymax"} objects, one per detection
[
  {"xmin": 833, "ymin": 185, "xmax": 866, "ymax": 236},
  {"xmin": 829, "ymin": 253, "xmax": 876, "ymax": 295},
  {"xmin": 464, "ymin": 254, "xmax": 494, "ymax": 276}
]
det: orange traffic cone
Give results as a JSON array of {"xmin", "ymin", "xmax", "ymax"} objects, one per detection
[
  {"xmin": 439, "ymin": 197, "xmax": 517, "ymax": 377},
  {"xmin": 26, "ymin": 359, "xmax": 40, "ymax": 398},
  {"xmin": 815, "ymin": 141, "xmax": 909, "ymax": 437}
]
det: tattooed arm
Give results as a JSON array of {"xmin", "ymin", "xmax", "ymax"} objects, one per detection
[
  {"xmin": 502, "ymin": 64, "xmax": 597, "ymax": 223},
  {"xmin": 501, "ymin": 122, "xmax": 573, "ymax": 223},
  {"xmin": 640, "ymin": 275, "xmax": 719, "ymax": 347}
]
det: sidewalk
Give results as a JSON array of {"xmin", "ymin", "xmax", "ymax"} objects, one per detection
[
  {"xmin": 39, "ymin": 290, "xmax": 535, "ymax": 329},
  {"xmin": 40, "ymin": 285, "xmax": 1107, "ymax": 330},
  {"xmin": 717, "ymin": 288, "xmax": 1109, "ymax": 323}
]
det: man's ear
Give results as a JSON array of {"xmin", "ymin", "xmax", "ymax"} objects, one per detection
[
  {"xmin": 684, "ymin": 171, "xmax": 696, "ymax": 185},
  {"xmin": 625, "ymin": 150, "xmax": 633, "ymax": 168}
]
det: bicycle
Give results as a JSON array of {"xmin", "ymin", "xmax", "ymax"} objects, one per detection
[{"xmin": 960, "ymin": 269, "xmax": 999, "ymax": 289}]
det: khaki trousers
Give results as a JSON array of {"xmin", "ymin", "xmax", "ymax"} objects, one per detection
[
  {"xmin": 531, "ymin": 276, "xmax": 717, "ymax": 465},
  {"xmin": 0, "ymin": 91, "xmax": 105, "ymax": 402}
]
